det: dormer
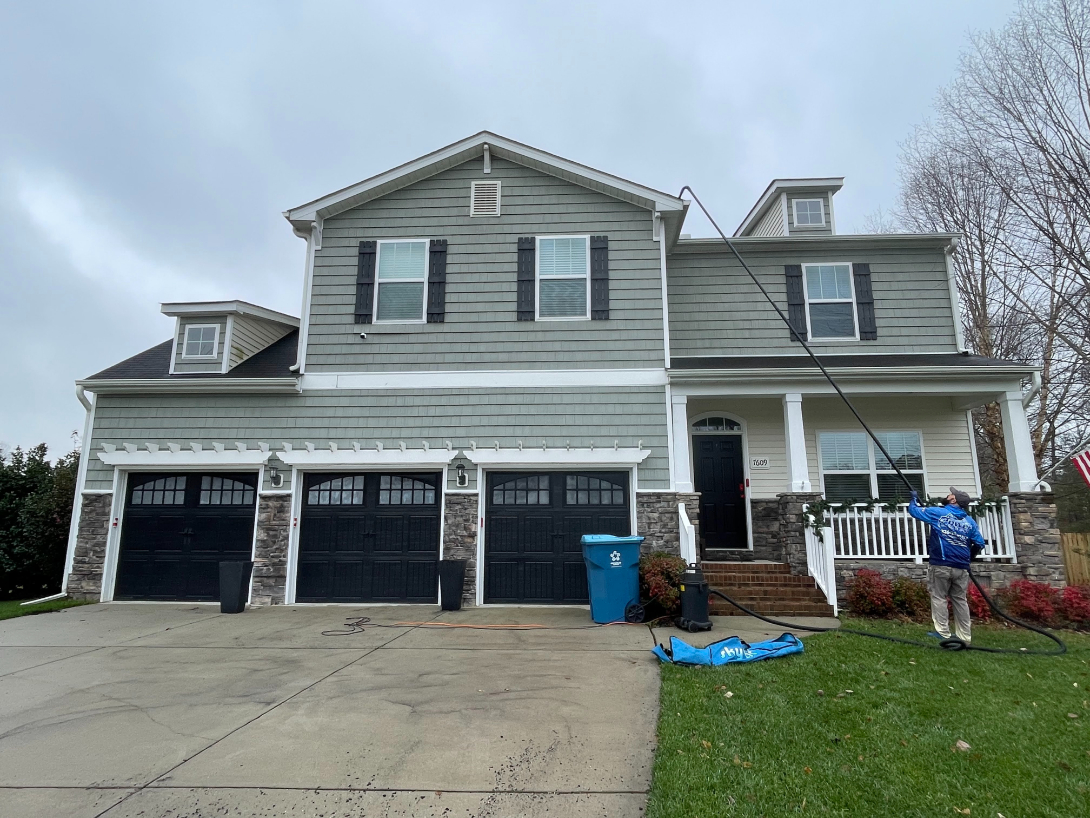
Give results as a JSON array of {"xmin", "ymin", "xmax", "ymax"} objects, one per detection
[
  {"xmin": 733, "ymin": 178, "xmax": 844, "ymax": 238},
  {"xmin": 163, "ymin": 301, "xmax": 299, "ymax": 375}
]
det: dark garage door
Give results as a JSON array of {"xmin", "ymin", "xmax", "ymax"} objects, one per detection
[
  {"xmin": 296, "ymin": 472, "xmax": 440, "ymax": 603},
  {"xmin": 115, "ymin": 472, "xmax": 257, "ymax": 601},
  {"xmin": 485, "ymin": 471, "xmax": 630, "ymax": 604}
]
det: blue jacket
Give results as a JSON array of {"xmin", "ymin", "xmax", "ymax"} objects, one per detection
[{"xmin": 908, "ymin": 497, "xmax": 985, "ymax": 569}]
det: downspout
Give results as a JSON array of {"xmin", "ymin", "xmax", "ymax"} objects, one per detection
[
  {"xmin": 62, "ymin": 385, "xmax": 96, "ymax": 593},
  {"xmin": 656, "ymin": 212, "xmax": 676, "ymax": 490},
  {"xmin": 289, "ymin": 220, "xmax": 319, "ymax": 374},
  {"xmin": 1022, "ymin": 370, "xmax": 1042, "ymax": 408},
  {"xmin": 944, "ymin": 237, "xmax": 968, "ymax": 353}
]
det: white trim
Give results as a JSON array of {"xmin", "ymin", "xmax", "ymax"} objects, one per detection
[
  {"xmin": 77, "ymin": 378, "xmax": 301, "ymax": 394},
  {"xmin": 535, "ymin": 235, "xmax": 591, "ymax": 321},
  {"xmin": 62, "ymin": 389, "xmax": 97, "ymax": 593},
  {"xmin": 656, "ymin": 213, "xmax": 671, "ymax": 367},
  {"xmin": 783, "ymin": 393, "xmax": 811, "ymax": 492},
  {"xmin": 247, "ymin": 464, "xmax": 264, "ymax": 606},
  {"xmin": 276, "ymin": 448, "xmax": 458, "ymax": 467},
  {"xmin": 470, "ymin": 180, "xmax": 501, "ymax": 217},
  {"xmin": 998, "ymin": 390, "xmax": 1040, "ymax": 491},
  {"xmin": 259, "ymin": 489, "xmax": 294, "ymax": 495},
  {"xmin": 792, "ymin": 198, "xmax": 826, "ymax": 228},
  {"xmin": 161, "ymin": 300, "xmax": 299, "ymax": 326},
  {"xmin": 966, "ymin": 409, "xmax": 983, "ymax": 496},
  {"xmin": 670, "ymin": 392, "xmax": 693, "ymax": 491},
  {"xmin": 801, "ymin": 262, "xmax": 859, "ymax": 342},
  {"xmin": 299, "ymin": 368, "xmax": 668, "ymax": 391},
  {"xmin": 945, "ymin": 240, "xmax": 968, "ymax": 353},
  {"xmin": 100, "ymin": 469, "xmax": 126, "ymax": 602},
  {"xmin": 374, "ymin": 239, "xmax": 431, "ymax": 324},
  {"xmin": 295, "ymin": 228, "xmax": 317, "ymax": 373},
  {"xmin": 221, "ymin": 315, "xmax": 235, "ymax": 374},
  {"xmin": 664, "ymin": 383, "xmax": 676, "ymax": 491},
  {"xmin": 828, "ymin": 191, "xmax": 838, "ymax": 234},
  {"xmin": 81, "ymin": 489, "xmax": 114, "ymax": 494},
  {"xmin": 464, "ymin": 448, "xmax": 650, "ymax": 467},
  {"xmin": 475, "ymin": 464, "xmax": 485, "ymax": 606},
  {"xmin": 167, "ymin": 318, "xmax": 180, "ymax": 375},
  {"xmin": 688, "ymin": 410, "xmax": 754, "ymax": 550},
  {"xmin": 180, "ymin": 324, "xmax": 220, "ymax": 360},
  {"xmin": 98, "ymin": 449, "xmax": 273, "ymax": 467},
  {"xmin": 285, "ymin": 466, "xmax": 302, "ymax": 604}
]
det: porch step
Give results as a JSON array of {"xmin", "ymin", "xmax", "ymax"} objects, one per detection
[{"xmin": 700, "ymin": 561, "xmax": 836, "ymax": 618}]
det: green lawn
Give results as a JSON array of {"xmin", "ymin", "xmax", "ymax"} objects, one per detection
[
  {"xmin": 647, "ymin": 618, "xmax": 1090, "ymax": 817},
  {"xmin": 0, "ymin": 597, "xmax": 91, "ymax": 621}
]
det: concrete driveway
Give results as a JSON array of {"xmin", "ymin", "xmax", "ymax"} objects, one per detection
[{"xmin": 0, "ymin": 603, "xmax": 834, "ymax": 817}]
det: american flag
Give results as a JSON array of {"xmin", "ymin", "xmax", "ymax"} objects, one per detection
[{"xmin": 1074, "ymin": 448, "xmax": 1090, "ymax": 489}]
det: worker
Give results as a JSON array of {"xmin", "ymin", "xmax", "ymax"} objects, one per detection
[{"xmin": 908, "ymin": 487, "xmax": 985, "ymax": 644}]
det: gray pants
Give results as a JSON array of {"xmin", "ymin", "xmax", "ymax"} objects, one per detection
[{"xmin": 928, "ymin": 565, "xmax": 971, "ymax": 642}]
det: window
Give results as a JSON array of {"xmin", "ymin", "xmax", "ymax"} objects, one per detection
[
  {"xmin": 308, "ymin": 476, "xmax": 365, "ymax": 505},
  {"xmin": 793, "ymin": 198, "xmax": 825, "ymax": 227},
  {"xmin": 199, "ymin": 476, "xmax": 254, "ymax": 506},
  {"xmin": 378, "ymin": 475, "xmax": 436, "ymax": 505},
  {"xmin": 375, "ymin": 240, "xmax": 428, "ymax": 322},
  {"xmin": 470, "ymin": 181, "xmax": 501, "ymax": 216},
  {"xmin": 131, "ymin": 476, "xmax": 186, "ymax": 505},
  {"xmin": 182, "ymin": 325, "xmax": 218, "ymax": 358},
  {"xmin": 692, "ymin": 417, "xmax": 741, "ymax": 432},
  {"xmin": 819, "ymin": 431, "xmax": 926, "ymax": 502},
  {"xmin": 492, "ymin": 475, "xmax": 550, "ymax": 505},
  {"xmin": 565, "ymin": 475, "xmax": 624, "ymax": 505},
  {"xmin": 804, "ymin": 263, "xmax": 857, "ymax": 339},
  {"xmin": 537, "ymin": 236, "xmax": 589, "ymax": 319}
]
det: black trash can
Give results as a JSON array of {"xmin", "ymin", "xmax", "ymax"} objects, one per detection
[
  {"xmin": 219, "ymin": 560, "xmax": 254, "ymax": 614},
  {"xmin": 438, "ymin": 559, "xmax": 467, "ymax": 611}
]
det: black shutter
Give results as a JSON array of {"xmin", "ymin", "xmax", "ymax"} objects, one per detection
[
  {"xmin": 427, "ymin": 239, "xmax": 448, "ymax": 323},
  {"xmin": 517, "ymin": 237, "xmax": 535, "ymax": 321},
  {"xmin": 853, "ymin": 263, "xmax": 877, "ymax": 340},
  {"xmin": 784, "ymin": 264, "xmax": 807, "ymax": 342},
  {"xmin": 354, "ymin": 241, "xmax": 377, "ymax": 324},
  {"xmin": 590, "ymin": 235, "xmax": 609, "ymax": 320}
]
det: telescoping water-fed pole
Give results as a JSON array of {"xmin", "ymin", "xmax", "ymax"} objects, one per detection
[{"xmin": 674, "ymin": 186, "xmax": 1065, "ymax": 656}]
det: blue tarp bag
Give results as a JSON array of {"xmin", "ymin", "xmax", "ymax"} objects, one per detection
[{"xmin": 652, "ymin": 633, "xmax": 804, "ymax": 665}]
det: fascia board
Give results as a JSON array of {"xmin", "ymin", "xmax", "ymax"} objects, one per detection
[
  {"xmin": 276, "ymin": 449, "xmax": 458, "ymax": 467},
  {"xmin": 284, "ymin": 132, "xmax": 684, "ymax": 229},
  {"xmin": 98, "ymin": 450, "xmax": 273, "ymax": 467},
  {"xmin": 667, "ymin": 365, "xmax": 1037, "ymax": 381},
  {"xmin": 160, "ymin": 301, "xmax": 300, "ymax": 326},
  {"xmin": 76, "ymin": 378, "xmax": 302, "ymax": 394},
  {"xmin": 672, "ymin": 233, "xmax": 962, "ymax": 253},
  {"xmin": 734, "ymin": 177, "xmax": 846, "ymax": 237},
  {"xmin": 465, "ymin": 448, "xmax": 651, "ymax": 467}
]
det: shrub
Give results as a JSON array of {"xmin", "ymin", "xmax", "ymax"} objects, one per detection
[
  {"xmin": 639, "ymin": 552, "xmax": 687, "ymax": 617},
  {"xmin": 847, "ymin": 569, "xmax": 895, "ymax": 617},
  {"xmin": 999, "ymin": 579, "xmax": 1060, "ymax": 624},
  {"xmin": 891, "ymin": 576, "xmax": 930, "ymax": 619},
  {"xmin": 1058, "ymin": 585, "xmax": 1090, "ymax": 626},
  {"xmin": 966, "ymin": 583, "xmax": 992, "ymax": 621}
]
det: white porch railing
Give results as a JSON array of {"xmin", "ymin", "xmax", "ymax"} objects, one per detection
[
  {"xmin": 802, "ymin": 504, "xmax": 838, "ymax": 616},
  {"xmin": 678, "ymin": 502, "xmax": 697, "ymax": 565},
  {"xmin": 822, "ymin": 499, "xmax": 1017, "ymax": 564}
]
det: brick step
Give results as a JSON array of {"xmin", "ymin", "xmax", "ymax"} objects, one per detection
[
  {"xmin": 701, "ymin": 574, "xmax": 817, "ymax": 586},
  {"xmin": 710, "ymin": 600, "xmax": 835, "ymax": 616},
  {"xmin": 701, "ymin": 562, "xmax": 793, "ymax": 573},
  {"xmin": 711, "ymin": 590, "xmax": 830, "ymax": 602}
]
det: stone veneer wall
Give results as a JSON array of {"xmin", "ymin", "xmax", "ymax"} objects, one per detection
[
  {"xmin": 66, "ymin": 493, "xmax": 113, "ymax": 601},
  {"xmin": 443, "ymin": 493, "xmax": 479, "ymax": 607},
  {"xmin": 778, "ymin": 492, "xmax": 823, "ymax": 577},
  {"xmin": 251, "ymin": 493, "xmax": 291, "ymax": 606},
  {"xmin": 749, "ymin": 498, "xmax": 785, "ymax": 562},
  {"xmin": 635, "ymin": 492, "xmax": 700, "ymax": 557}
]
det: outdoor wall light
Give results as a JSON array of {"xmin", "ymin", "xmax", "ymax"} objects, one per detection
[
  {"xmin": 456, "ymin": 463, "xmax": 469, "ymax": 487},
  {"xmin": 269, "ymin": 465, "xmax": 284, "ymax": 488}
]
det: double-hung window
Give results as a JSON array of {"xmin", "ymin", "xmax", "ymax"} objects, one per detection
[
  {"xmin": 793, "ymin": 198, "xmax": 825, "ymax": 227},
  {"xmin": 375, "ymin": 240, "xmax": 428, "ymax": 322},
  {"xmin": 537, "ymin": 236, "xmax": 590, "ymax": 319},
  {"xmin": 804, "ymin": 263, "xmax": 857, "ymax": 339},
  {"xmin": 182, "ymin": 325, "xmax": 218, "ymax": 358},
  {"xmin": 819, "ymin": 431, "xmax": 926, "ymax": 502}
]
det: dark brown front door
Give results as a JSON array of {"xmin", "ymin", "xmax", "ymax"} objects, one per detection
[{"xmin": 693, "ymin": 436, "xmax": 748, "ymax": 551}]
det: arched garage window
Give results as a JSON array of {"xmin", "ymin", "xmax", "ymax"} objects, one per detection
[
  {"xmin": 379, "ymin": 475, "xmax": 436, "ymax": 505},
  {"xmin": 199, "ymin": 476, "xmax": 255, "ymax": 506},
  {"xmin": 131, "ymin": 476, "xmax": 186, "ymax": 505},
  {"xmin": 565, "ymin": 475, "xmax": 624, "ymax": 505},
  {"xmin": 308, "ymin": 476, "xmax": 365, "ymax": 505},
  {"xmin": 492, "ymin": 475, "xmax": 550, "ymax": 505}
]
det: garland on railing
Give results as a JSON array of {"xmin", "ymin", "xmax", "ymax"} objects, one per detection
[{"xmin": 802, "ymin": 495, "xmax": 1008, "ymax": 540}]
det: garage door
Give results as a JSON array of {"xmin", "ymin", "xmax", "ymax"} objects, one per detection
[
  {"xmin": 485, "ymin": 471, "xmax": 630, "ymax": 604},
  {"xmin": 296, "ymin": 472, "xmax": 440, "ymax": 603},
  {"xmin": 115, "ymin": 472, "xmax": 257, "ymax": 601}
]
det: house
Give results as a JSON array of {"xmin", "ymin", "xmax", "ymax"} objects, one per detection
[{"xmin": 61, "ymin": 132, "xmax": 1064, "ymax": 613}]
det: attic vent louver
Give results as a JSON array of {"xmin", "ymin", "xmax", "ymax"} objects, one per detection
[{"xmin": 471, "ymin": 180, "xmax": 501, "ymax": 217}]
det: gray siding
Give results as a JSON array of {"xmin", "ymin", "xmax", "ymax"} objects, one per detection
[
  {"xmin": 750, "ymin": 196, "xmax": 785, "ymax": 237},
  {"xmin": 84, "ymin": 386, "xmax": 671, "ymax": 492},
  {"xmin": 786, "ymin": 193, "xmax": 833, "ymax": 236},
  {"xmin": 307, "ymin": 156, "xmax": 665, "ymax": 372},
  {"xmin": 667, "ymin": 243, "xmax": 959, "ymax": 356},
  {"xmin": 229, "ymin": 316, "xmax": 293, "ymax": 369},
  {"xmin": 173, "ymin": 318, "xmax": 228, "ymax": 374}
]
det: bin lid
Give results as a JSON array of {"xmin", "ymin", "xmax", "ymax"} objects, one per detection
[{"xmin": 580, "ymin": 534, "xmax": 645, "ymax": 546}]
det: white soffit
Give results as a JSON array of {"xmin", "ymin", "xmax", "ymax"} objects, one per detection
[
  {"xmin": 97, "ymin": 450, "xmax": 273, "ymax": 467},
  {"xmin": 276, "ymin": 449, "xmax": 459, "ymax": 467},
  {"xmin": 465, "ymin": 448, "xmax": 651, "ymax": 467},
  {"xmin": 300, "ymin": 368, "xmax": 669, "ymax": 390}
]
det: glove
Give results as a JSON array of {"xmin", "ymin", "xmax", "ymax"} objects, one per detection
[{"xmin": 910, "ymin": 490, "xmax": 919, "ymax": 504}]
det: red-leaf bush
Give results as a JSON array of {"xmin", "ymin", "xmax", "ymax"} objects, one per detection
[
  {"xmin": 639, "ymin": 552, "xmax": 687, "ymax": 617},
  {"xmin": 999, "ymin": 579, "xmax": 1060, "ymax": 624},
  {"xmin": 891, "ymin": 576, "xmax": 930, "ymax": 619},
  {"xmin": 967, "ymin": 583, "xmax": 991, "ymax": 622},
  {"xmin": 847, "ymin": 569, "xmax": 895, "ymax": 617},
  {"xmin": 1058, "ymin": 585, "xmax": 1090, "ymax": 626}
]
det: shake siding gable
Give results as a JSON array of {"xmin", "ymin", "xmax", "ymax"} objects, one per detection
[
  {"xmin": 306, "ymin": 157, "xmax": 664, "ymax": 372},
  {"xmin": 666, "ymin": 245, "xmax": 959, "ymax": 357},
  {"xmin": 173, "ymin": 318, "xmax": 228, "ymax": 373},
  {"xmin": 786, "ymin": 193, "xmax": 833, "ymax": 235}
]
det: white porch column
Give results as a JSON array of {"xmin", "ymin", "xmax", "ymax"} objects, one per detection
[
  {"xmin": 671, "ymin": 393, "xmax": 693, "ymax": 491},
  {"xmin": 999, "ymin": 390, "xmax": 1040, "ymax": 491},
  {"xmin": 783, "ymin": 393, "xmax": 812, "ymax": 492}
]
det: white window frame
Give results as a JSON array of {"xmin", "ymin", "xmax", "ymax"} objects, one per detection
[
  {"xmin": 792, "ymin": 198, "xmax": 826, "ymax": 228},
  {"xmin": 470, "ymin": 180, "xmax": 502, "ymax": 217},
  {"xmin": 373, "ymin": 239, "xmax": 430, "ymax": 325},
  {"xmin": 802, "ymin": 262, "xmax": 859, "ymax": 342},
  {"xmin": 535, "ymin": 234, "xmax": 591, "ymax": 321},
  {"xmin": 817, "ymin": 430, "xmax": 928, "ymax": 500},
  {"xmin": 181, "ymin": 324, "xmax": 220, "ymax": 359}
]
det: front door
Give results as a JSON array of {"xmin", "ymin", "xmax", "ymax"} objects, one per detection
[{"xmin": 693, "ymin": 436, "xmax": 748, "ymax": 551}]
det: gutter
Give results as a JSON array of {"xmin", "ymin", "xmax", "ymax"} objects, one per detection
[
  {"xmin": 944, "ymin": 236, "xmax": 968, "ymax": 353},
  {"xmin": 1023, "ymin": 370, "xmax": 1042, "ymax": 408},
  {"xmin": 668, "ymin": 364, "xmax": 1040, "ymax": 383},
  {"xmin": 75, "ymin": 378, "xmax": 302, "ymax": 394}
]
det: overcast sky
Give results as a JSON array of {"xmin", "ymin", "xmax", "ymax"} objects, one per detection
[{"xmin": 0, "ymin": 1, "xmax": 1019, "ymax": 459}]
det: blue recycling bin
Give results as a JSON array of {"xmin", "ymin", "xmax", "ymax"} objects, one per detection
[{"xmin": 581, "ymin": 534, "xmax": 645, "ymax": 624}]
